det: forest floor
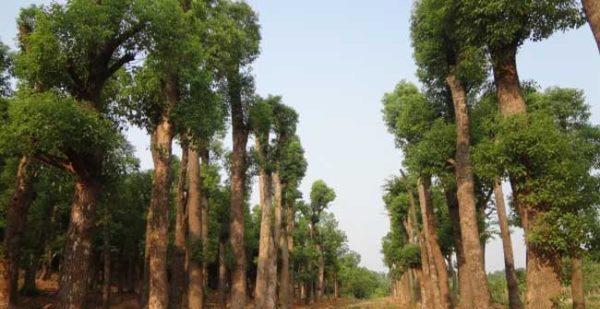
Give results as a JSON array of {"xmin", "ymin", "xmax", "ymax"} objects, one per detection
[{"xmin": 17, "ymin": 276, "xmax": 407, "ymax": 309}]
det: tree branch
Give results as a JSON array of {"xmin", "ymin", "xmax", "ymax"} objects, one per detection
[{"xmin": 35, "ymin": 152, "xmax": 76, "ymax": 174}]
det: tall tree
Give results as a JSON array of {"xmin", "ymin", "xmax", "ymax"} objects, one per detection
[
  {"xmin": 207, "ymin": 2, "xmax": 260, "ymax": 307},
  {"xmin": 411, "ymin": 0, "xmax": 491, "ymax": 306},
  {"xmin": 309, "ymin": 180, "xmax": 336, "ymax": 301},
  {"xmin": 8, "ymin": 2, "xmax": 145, "ymax": 306},
  {"xmin": 459, "ymin": 1, "xmax": 584, "ymax": 306}
]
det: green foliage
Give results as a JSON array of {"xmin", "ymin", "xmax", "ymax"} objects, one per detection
[
  {"xmin": 411, "ymin": 0, "xmax": 487, "ymax": 90},
  {"xmin": 458, "ymin": 0, "xmax": 584, "ymax": 50},
  {"xmin": 0, "ymin": 90, "xmax": 116, "ymax": 158},
  {"xmin": 398, "ymin": 244, "xmax": 421, "ymax": 270},
  {"xmin": 310, "ymin": 180, "xmax": 336, "ymax": 219},
  {"xmin": 338, "ymin": 251, "xmax": 389, "ymax": 299}
]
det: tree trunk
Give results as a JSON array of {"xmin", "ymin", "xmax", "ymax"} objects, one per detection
[
  {"xmin": 144, "ymin": 111, "xmax": 174, "ymax": 309},
  {"xmin": 583, "ymin": 0, "xmax": 600, "ymax": 52},
  {"xmin": 57, "ymin": 177, "xmax": 99, "ymax": 309},
  {"xmin": 494, "ymin": 180, "xmax": 523, "ymax": 309},
  {"xmin": 229, "ymin": 80, "xmax": 249, "ymax": 309},
  {"xmin": 447, "ymin": 74, "xmax": 492, "ymax": 308},
  {"xmin": 170, "ymin": 141, "xmax": 188, "ymax": 309},
  {"xmin": 417, "ymin": 176, "xmax": 451, "ymax": 309},
  {"xmin": 187, "ymin": 148, "xmax": 204, "ymax": 309},
  {"xmin": 316, "ymin": 243, "xmax": 325, "ymax": 301},
  {"xmin": 278, "ymin": 209, "xmax": 291, "ymax": 309},
  {"xmin": 1, "ymin": 156, "xmax": 35, "ymax": 308},
  {"xmin": 218, "ymin": 237, "xmax": 228, "ymax": 307},
  {"xmin": 571, "ymin": 256, "xmax": 585, "ymax": 309},
  {"xmin": 418, "ymin": 230, "xmax": 436, "ymax": 309},
  {"xmin": 199, "ymin": 145, "xmax": 210, "ymax": 290},
  {"xmin": 491, "ymin": 45, "xmax": 563, "ymax": 309},
  {"xmin": 446, "ymin": 187, "xmax": 473, "ymax": 308},
  {"xmin": 255, "ymin": 138, "xmax": 277, "ymax": 309},
  {"xmin": 287, "ymin": 200, "xmax": 295, "ymax": 303},
  {"xmin": 102, "ymin": 225, "xmax": 111, "ymax": 309}
]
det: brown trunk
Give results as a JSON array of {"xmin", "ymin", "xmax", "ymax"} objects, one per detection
[
  {"xmin": 398, "ymin": 271, "xmax": 412, "ymax": 305},
  {"xmin": 447, "ymin": 74, "xmax": 492, "ymax": 308},
  {"xmin": 187, "ymin": 148, "xmax": 204, "ymax": 309},
  {"xmin": 571, "ymin": 256, "xmax": 585, "ymax": 309},
  {"xmin": 316, "ymin": 243, "xmax": 325, "ymax": 301},
  {"xmin": 102, "ymin": 225, "xmax": 111, "ymax": 309},
  {"xmin": 287, "ymin": 200, "xmax": 295, "ymax": 303},
  {"xmin": 446, "ymin": 187, "xmax": 473, "ymax": 308},
  {"xmin": 199, "ymin": 145, "xmax": 210, "ymax": 290},
  {"xmin": 22, "ymin": 258, "xmax": 37, "ymax": 294},
  {"xmin": 229, "ymin": 80, "xmax": 249, "ymax": 309},
  {"xmin": 494, "ymin": 180, "xmax": 523, "ymax": 309},
  {"xmin": 583, "ymin": 0, "xmax": 600, "ymax": 52},
  {"xmin": 145, "ymin": 111, "xmax": 174, "ymax": 309},
  {"xmin": 218, "ymin": 237, "xmax": 228, "ymax": 307},
  {"xmin": 417, "ymin": 177, "xmax": 451, "ymax": 309},
  {"xmin": 490, "ymin": 47, "xmax": 527, "ymax": 116},
  {"xmin": 170, "ymin": 141, "xmax": 188, "ymax": 309},
  {"xmin": 1, "ymin": 156, "xmax": 35, "ymax": 308},
  {"xmin": 255, "ymin": 137, "xmax": 277, "ymax": 309},
  {"xmin": 57, "ymin": 177, "xmax": 99, "ymax": 309},
  {"xmin": 418, "ymin": 231, "xmax": 436, "ymax": 309},
  {"xmin": 491, "ymin": 45, "xmax": 563, "ymax": 309},
  {"xmin": 275, "ymin": 173, "xmax": 292, "ymax": 308}
]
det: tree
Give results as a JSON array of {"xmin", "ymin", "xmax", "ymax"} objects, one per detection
[
  {"xmin": 308, "ymin": 180, "xmax": 336, "ymax": 301},
  {"xmin": 411, "ymin": 0, "xmax": 492, "ymax": 306},
  {"xmin": 8, "ymin": 1, "xmax": 146, "ymax": 307},
  {"xmin": 458, "ymin": 1, "xmax": 584, "ymax": 306},
  {"xmin": 207, "ymin": 2, "xmax": 260, "ymax": 307},
  {"xmin": 582, "ymin": 0, "xmax": 600, "ymax": 52}
]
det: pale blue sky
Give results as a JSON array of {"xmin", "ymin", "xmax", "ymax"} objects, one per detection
[{"xmin": 2, "ymin": 1, "xmax": 599, "ymax": 273}]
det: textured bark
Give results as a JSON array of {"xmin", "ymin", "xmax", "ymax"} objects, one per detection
[
  {"xmin": 199, "ymin": 146, "xmax": 210, "ymax": 290},
  {"xmin": 583, "ymin": 0, "xmax": 600, "ymax": 52},
  {"xmin": 316, "ymin": 243, "xmax": 325, "ymax": 301},
  {"xmin": 102, "ymin": 225, "xmax": 111, "ymax": 309},
  {"xmin": 491, "ymin": 47, "xmax": 527, "ymax": 116},
  {"xmin": 418, "ymin": 231, "xmax": 436, "ymax": 309},
  {"xmin": 170, "ymin": 142, "xmax": 188, "ymax": 309},
  {"xmin": 417, "ymin": 177, "xmax": 451, "ymax": 309},
  {"xmin": 218, "ymin": 237, "xmax": 228, "ymax": 307},
  {"xmin": 571, "ymin": 256, "xmax": 585, "ymax": 309},
  {"xmin": 275, "ymin": 172, "xmax": 291, "ymax": 308},
  {"xmin": 57, "ymin": 178, "xmax": 99, "ymax": 309},
  {"xmin": 491, "ymin": 45, "xmax": 562, "ymax": 309},
  {"xmin": 493, "ymin": 180, "xmax": 522, "ymax": 309},
  {"xmin": 145, "ymin": 111, "xmax": 174, "ymax": 309},
  {"xmin": 255, "ymin": 138, "xmax": 277, "ymax": 309},
  {"xmin": 446, "ymin": 187, "xmax": 473, "ymax": 308},
  {"xmin": 286, "ymin": 200, "xmax": 295, "ymax": 303},
  {"xmin": 229, "ymin": 80, "xmax": 249, "ymax": 309},
  {"xmin": 0, "ymin": 156, "xmax": 35, "ymax": 308},
  {"xmin": 398, "ymin": 272, "xmax": 412, "ymax": 305},
  {"xmin": 447, "ymin": 74, "xmax": 492, "ymax": 308},
  {"xmin": 187, "ymin": 148, "xmax": 204, "ymax": 309}
]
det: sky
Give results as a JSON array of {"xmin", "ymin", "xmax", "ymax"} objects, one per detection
[{"xmin": 1, "ymin": 0, "xmax": 599, "ymax": 273}]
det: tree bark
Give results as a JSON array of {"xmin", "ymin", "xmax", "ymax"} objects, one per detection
[
  {"xmin": 218, "ymin": 237, "xmax": 228, "ymax": 307},
  {"xmin": 491, "ymin": 45, "xmax": 563, "ymax": 309},
  {"xmin": 255, "ymin": 137, "xmax": 277, "ymax": 309},
  {"xmin": 57, "ymin": 177, "xmax": 99, "ymax": 309},
  {"xmin": 316, "ymin": 243, "xmax": 325, "ymax": 301},
  {"xmin": 102, "ymin": 224, "xmax": 111, "ymax": 309},
  {"xmin": 583, "ymin": 0, "xmax": 600, "ymax": 53},
  {"xmin": 199, "ymin": 145, "xmax": 210, "ymax": 291},
  {"xmin": 417, "ymin": 176, "xmax": 451, "ymax": 309},
  {"xmin": 170, "ymin": 141, "xmax": 188, "ymax": 309},
  {"xmin": 493, "ymin": 180, "xmax": 523, "ymax": 309},
  {"xmin": 187, "ymin": 148, "xmax": 204, "ymax": 309},
  {"xmin": 275, "ymin": 172, "xmax": 292, "ymax": 308},
  {"xmin": 418, "ymin": 230, "xmax": 436, "ymax": 309},
  {"xmin": 447, "ymin": 74, "xmax": 492, "ymax": 308},
  {"xmin": 571, "ymin": 256, "xmax": 585, "ymax": 309},
  {"xmin": 0, "ymin": 156, "xmax": 35, "ymax": 309},
  {"xmin": 446, "ymin": 186, "xmax": 473, "ymax": 308},
  {"xmin": 229, "ymin": 79, "xmax": 249, "ymax": 309},
  {"xmin": 145, "ymin": 111, "xmax": 174, "ymax": 309}
]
